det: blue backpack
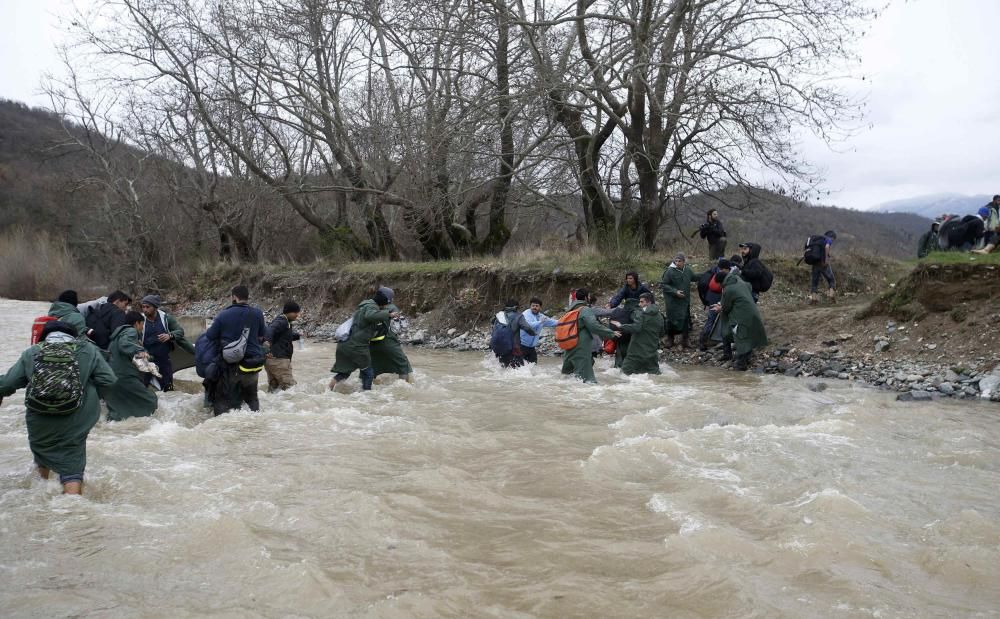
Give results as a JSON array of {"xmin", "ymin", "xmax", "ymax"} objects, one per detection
[{"xmin": 489, "ymin": 313, "xmax": 516, "ymax": 356}]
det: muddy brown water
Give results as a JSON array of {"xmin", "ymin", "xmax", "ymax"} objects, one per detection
[{"xmin": 1, "ymin": 299, "xmax": 998, "ymax": 617}]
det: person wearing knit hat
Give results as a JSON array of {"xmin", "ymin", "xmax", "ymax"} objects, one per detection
[
  {"xmin": 46, "ymin": 290, "xmax": 88, "ymax": 339},
  {"xmin": 264, "ymin": 301, "xmax": 301, "ymax": 392},
  {"xmin": 660, "ymin": 252, "xmax": 695, "ymax": 349},
  {"xmin": 139, "ymin": 294, "xmax": 194, "ymax": 391},
  {"xmin": 370, "ymin": 286, "xmax": 415, "ymax": 383},
  {"xmin": 0, "ymin": 318, "xmax": 117, "ymax": 495},
  {"xmin": 330, "ymin": 292, "xmax": 397, "ymax": 391}
]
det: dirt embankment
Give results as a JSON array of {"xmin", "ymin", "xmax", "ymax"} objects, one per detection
[{"xmin": 173, "ymin": 257, "xmax": 1000, "ymax": 402}]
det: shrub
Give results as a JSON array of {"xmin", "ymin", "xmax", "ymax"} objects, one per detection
[{"xmin": 0, "ymin": 227, "xmax": 97, "ymax": 300}]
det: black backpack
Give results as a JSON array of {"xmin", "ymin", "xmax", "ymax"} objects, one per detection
[
  {"xmin": 489, "ymin": 314, "xmax": 516, "ymax": 356},
  {"xmin": 756, "ymin": 261, "xmax": 774, "ymax": 292},
  {"xmin": 803, "ymin": 235, "xmax": 827, "ymax": 265},
  {"xmin": 25, "ymin": 342, "xmax": 84, "ymax": 415}
]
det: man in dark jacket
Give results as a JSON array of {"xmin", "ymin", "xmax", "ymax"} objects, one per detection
[
  {"xmin": 491, "ymin": 299, "xmax": 537, "ymax": 368},
  {"xmin": 738, "ymin": 242, "xmax": 769, "ymax": 302},
  {"xmin": 139, "ymin": 294, "xmax": 194, "ymax": 391},
  {"xmin": 698, "ymin": 209, "xmax": 727, "ymax": 259},
  {"xmin": 204, "ymin": 285, "xmax": 267, "ymax": 414},
  {"xmin": 264, "ymin": 301, "xmax": 301, "ymax": 392},
  {"xmin": 86, "ymin": 290, "xmax": 132, "ymax": 350},
  {"xmin": 917, "ymin": 222, "xmax": 940, "ymax": 258}
]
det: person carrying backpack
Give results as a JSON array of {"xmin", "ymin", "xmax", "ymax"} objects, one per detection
[
  {"xmin": 204, "ymin": 285, "xmax": 268, "ymax": 414},
  {"xmin": 370, "ymin": 287, "xmax": 415, "ymax": 383},
  {"xmin": 804, "ymin": 230, "xmax": 837, "ymax": 305},
  {"xmin": 0, "ymin": 321, "xmax": 116, "ymax": 495},
  {"xmin": 490, "ymin": 299, "xmax": 537, "ymax": 369},
  {"xmin": 329, "ymin": 290, "xmax": 396, "ymax": 391},
  {"xmin": 557, "ymin": 288, "xmax": 619, "ymax": 383},
  {"xmin": 738, "ymin": 242, "xmax": 773, "ymax": 302},
  {"xmin": 85, "ymin": 291, "xmax": 132, "ymax": 350}
]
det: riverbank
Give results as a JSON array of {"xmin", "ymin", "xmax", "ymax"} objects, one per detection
[{"xmin": 173, "ymin": 251, "xmax": 1000, "ymax": 402}]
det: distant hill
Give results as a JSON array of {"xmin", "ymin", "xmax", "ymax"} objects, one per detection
[
  {"xmin": 657, "ymin": 187, "xmax": 932, "ymax": 260},
  {"xmin": 875, "ymin": 193, "xmax": 994, "ymax": 220}
]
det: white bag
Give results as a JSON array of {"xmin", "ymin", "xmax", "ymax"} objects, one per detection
[{"xmin": 334, "ymin": 317, "xmax": 353, "ymax": 342}]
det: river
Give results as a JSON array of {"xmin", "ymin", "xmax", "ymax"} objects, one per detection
[{"xmin": 0, "ymin": 299, "xmax": 998, "ymax": 617}]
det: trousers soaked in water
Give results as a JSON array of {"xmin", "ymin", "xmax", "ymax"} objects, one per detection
[{"xmin": 0, "ymin": 299, "xmax": 998, "ymax": 617}]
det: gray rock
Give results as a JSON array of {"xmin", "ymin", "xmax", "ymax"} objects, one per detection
[
  {"xmin": 897, "ymin": 390, "xmax": 932, "ymax": 402},
  {"xmin": 906, "ymin": 374, "xmax": 922, "ymax": 383},
  {"xmin": 447, "ymin": 328, "xmax": 457, "ymax": 336},
  {"xmin": 937, "ymin": 382, "xmax": 955, "ymax": 396},
  {"xmin": 798, "ymin": 353, "xmax": 813, "ymax": 363},
  {"xmin": 837, "ymin": 372, "xmax": 850, "ymax": 380},
  {"xmin": 945, "ymin": 369, "xmax": 961, "ymax": 382},
  {"xmin": 807, "ymin": 383, "xmax": 828, "ymax": 393},
  {"xmin": 822, "ymin": 370, "xmax": 840, "ymax": 379},
  {"xmin": 964, "ymin": 387, "xmax": 979, "ymax": 397},
  {"xmin": 408, "ymin": 330, "xmax": 426, "ymax": 345},
  {"xmin": 828, "ymin": 361, "xmax": 846, "ymax": 373},
  {"xmin": 874, "ymin": 340, "xmax": 890, "ymax": 353},
  {"xmin": 784, "ymin": 367, "xmax": 802, "ymax": 377},
  {"xmin": 979, "ymin": 372, "xmax": 1000, "ymax": 400}
]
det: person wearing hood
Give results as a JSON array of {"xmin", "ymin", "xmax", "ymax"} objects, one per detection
[
  {"xmin": 370, "ymin": 286, "xmax": 415, "ymax": 382},
  {"xmin": 738, "ymin": 242, "xmax": 770, "ymax": 302},
  {"xmin": 917, "ymin": 222, "xmax": 941, "ymax": 258},
  {"xmin": 0, "ymin": 321, "xmax": 116, "ymax": 495},
  {"xmin": 104, "ymin": 311, "xmax": 158, "ymax": 421},
  {"xmin": 139, "ymin": 294, "xmax": 194, "ymax": 392},
  {"xmin": 47, "ymin": 290, "xmax": 89, "ymax": 339},
  {"xmin": 85, "ymin": 290, "xmax": 132, "ymax": 350},
  {"xmin": 696, "ymin": 258, "xmax": 728, "ymax": 350},
  {"xmin": 612, "ymin": 292, "xmax": 665, "ymax": 375},
  {"xmin": 520, "ymin": 297, "xmax": 558, "ymax": 364},
  {"xmin": 711, "ymin": 271, "xmax": 768, "ymax": 371},
  {"xmin": 490, "ymin": 299, "xmax": 537, "ymax": 369},
  {"xmin": 330, "ymin": 290, "xmax": 396, "ymax": 390},
  {"xmin": 660, "ymin": 253, "xmax": 695, "ymax": 349},
  {"xmin": 264, "ymin": 301, "xmax": 302, "ymax": 392},
  {"xmin": 560, "ymin": 288, "xmax": 619, "ymax": 383}
]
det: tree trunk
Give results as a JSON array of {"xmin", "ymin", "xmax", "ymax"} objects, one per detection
[{"xmin": 479, "ymin": 6, "xmax": 513, "ymax": 256}]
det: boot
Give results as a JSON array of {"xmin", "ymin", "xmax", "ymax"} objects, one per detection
[
  {"xmin": 665, "ymin": 334, "xmax": 675, "ymax": 349},
  {"xmin": 808, "ymin": 293, "xmax": 818, "ymax": 305},
  {"xmin": 720, "ymin": 341, "xmax": 733, "ymax": 361},
  {"xmin": 698, "ymin": 333, "xmax": 708, "ymax": 352},
  {"xmin": 734, "ymin": 352, "xmax": 750, "ymax": 371},
  {"xmin": 827, "ymin": 288, "xmax": 837, "ymax": 304},
  {"xmin": 681, "ymin": 332, "xmax": 692, "ymax": 350}
]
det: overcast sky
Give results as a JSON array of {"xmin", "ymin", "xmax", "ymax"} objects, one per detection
[{"xmin": 1, "ymin": 0, "xmax": 996, "ymax": 210}]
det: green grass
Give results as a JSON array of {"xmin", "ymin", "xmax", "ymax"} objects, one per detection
[{"xmin": 909, "ymin": 251, "xmax": 1000, "ymax": 266}]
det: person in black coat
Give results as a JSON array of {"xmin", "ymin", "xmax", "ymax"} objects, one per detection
[
  {"xmin": 86, "ymin": 291, "xmax": 132, "ymax": 350},
  {"xmin": 698, "ymin": 209, "xmax": 727, "ymax": 259}
]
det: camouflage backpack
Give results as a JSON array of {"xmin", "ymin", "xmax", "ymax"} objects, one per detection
[{"xmin": 25, "ymin": 342, "xmax": 84, "ymax": 415}]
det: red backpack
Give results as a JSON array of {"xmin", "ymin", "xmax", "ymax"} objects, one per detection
[{"xmin": 30, "ymin": 315, "xmax": 57, "ymax": 345}]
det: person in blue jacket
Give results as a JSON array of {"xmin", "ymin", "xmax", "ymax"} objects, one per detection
[
  {"xmin": 607, "ymin": 271, "xmax": 654, "ymax": 309},
  {"xmin": 203, "ymin": 285, "xmax": 267, "ymax": 415},
  {"xmin": 519, "ymin": 297, "xmax": 558, "ymax": 364}
]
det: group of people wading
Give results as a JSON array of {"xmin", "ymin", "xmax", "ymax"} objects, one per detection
[{"xmin": 490, "ymin": 251, "xmax": 769, "ymax": 382}]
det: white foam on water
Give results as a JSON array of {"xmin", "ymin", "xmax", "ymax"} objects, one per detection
[{"xmin": 647, "ymin": 493, "xmax": 708, "ymax": 535}]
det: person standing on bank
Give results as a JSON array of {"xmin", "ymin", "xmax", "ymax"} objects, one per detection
[
  {"xmin": 139, "ymin": 295, "xmax": 195, "ymax": 391},
  {"xmin": 712, "ymin": 271, "xmax": 768, "ymax": 371},
  {"xmin": 661, "ymin": 253, "xmax": 695, "ymax": 349},
  {"xmin": 329, "ymin": 290, "xmax": 396, "ymax": 391},
  {"xmin": 698, "ymin": 209, "xmax": 727, "ymax": 260},
  {"xmin": 264, "ymin": 301, "xmax": 301, "ymax": 392},
  {"xmin": 0, "ymin": 321, "xmax": 116, "ymax": 495},
  {"xmin": 105, "ymin": 311, "xmax": 159, "ymax": 421},
  {"xmin": 204, "ymin": 286, "xmax": 268, "ymax": 414}
]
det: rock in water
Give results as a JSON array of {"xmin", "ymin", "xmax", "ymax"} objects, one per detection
[{"xmin": 979, "ymin": 372, "xmax": 1000, "ymax": 400}]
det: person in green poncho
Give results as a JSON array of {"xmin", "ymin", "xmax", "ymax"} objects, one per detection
[
  {"xmin": 0, "ymin": 321, "xmax": 116, "ymax": 495},
  {"xmin": 711, "ymin": 271, "xmax": 768, "ymax": 371},
  {"xmin": 48, "ymin": 290, "xmax": 89, "ymax": 340},
  {"xmin": 660, "ymin": 253, "xmax": 695, "ymax": 349},
  {"xmin": 560, "ymin": 288, "xmax": 619, "ymax": 384},
  {"xmin": 329, "ymin": 290, "xmax": 396, "ymax": 391},
  {"xmin": 612, "ymin": 292, "xmax": 665, "ymax": 375},
  {"xmin": 104, "ymin": 311, "xmax": 158, "ymax": 421},
  {"xmin": 370, "ymin": 286, "xmax": 414, "ymax": 383}
]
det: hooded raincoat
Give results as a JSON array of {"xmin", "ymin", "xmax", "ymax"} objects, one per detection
[
  {"xmin": 332, "ymin": 300, "xmax": 392, "ymax": 375},
  {"xmin": 371, "ymin": 302, "xmax": 413, "ymax": 377},
  {"xmin": 660, "ymin": 263, "xmax": 694, "ymax": 334},
  {"xmin": 720, "ymin": 272, "xmax": 768, "ymax": 355},
  {"xmin": 618, "ymin": 304, "xmax": 665, "ymax": 375},
  {"xmin": 104, "ymin": 325, "xmax": 158, "ymax": 421},
  {"xmin": 0, "ymin": 337, "xmax": 116, "ymax": 476},
  {"xmin": 560, "ymin": 299, "xmax": 616, "ymax": 383},
  {"xmin": 48, "ymin": 302, "xmax": 88, "ymax": 339}
]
